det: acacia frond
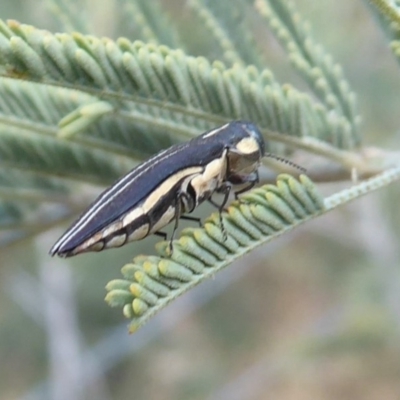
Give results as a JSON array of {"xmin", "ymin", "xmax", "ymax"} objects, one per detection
[
  {"xmin": 0, "ymin": 19, "xmax": 358, "ymax": 156},
  {"xmin": 0, "ymin": 78, "xmax": 175, "ymax": 160},
  {"xmin": 120, "ymin": 0, "xmax": 181, "ymax": 48},
  {"xmin": 106, "ymin": 174, "xmax": 325, "ymax": 332},
  {"xmin": 45, "ymin": 0, "xmax": 90, "ymax": 33},
  {"xmin": 0, "ymin": 169, "xmax": 67, "ymax": 202},
  {"xmin": 0, "ymin": 107, "xmax": 133, "ymax": 185},
  {"xmin": 105, "ymin": 167, "xmax": 400, "ymax": 332},
  {"xmin": 254, "ymin": 0, "xmax": 360, "ymax": 144},
  {"xmin": 0, "ymin": 1, "xmax": 398, "ymax": 332},
  {"xmin": 368, "ymin": 0, "xmax": 400, "ymax": 64},
  {"xmin": 188, "ymin": 0, "xmax": 265, "ymax": 68},
  {"xmin": 0, "ymin": 75, "xmax": 137, "ymax": 233},
  {"xmin": 0, "ymin": 6, "xmax": 391, "ymax": 250},
  {"xmin": 368, "ymin": 0, "xmax": 400, "ymax": 28}
]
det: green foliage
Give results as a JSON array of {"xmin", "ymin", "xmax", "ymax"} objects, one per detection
[
  {"xmin": 120, "ymin": 0, "xmax": 181, "ymax": 47},
  {"xmin": 368, "ymin": 0, "xmax": 400, "ymax": 63},
  {"xmin": 106, "ymin": 168, "xmax": 400, "ymax": 331},
  {"xmin": 0, "ymin": 19, "xmax": 358, "ymax": 153},
  {"xmin": 255, "ymin": 0, "xmax": 360, "ymax": 139},
  {"xmin": 0, "ymin": 0, "xmax": 399, "ymax": 331},
  {"xmin": 188, "ymin": 0, "xmax": 265, "ymax": 67},
  {"xmin": 106, "ymin": 174, "xmax": 326, "ymax": 332}
]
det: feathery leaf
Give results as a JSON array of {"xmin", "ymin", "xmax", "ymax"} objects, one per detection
[
  {"xmin": 105, "ymin": 174, "xmax": 325, "ymax": 332},
  {"xmin": 254, "ymin": 0, "xmax": 360, "ymax": 144},
  {"xmin": 188, "ymin": 0, "xmax": 265, "ymax": 68},
  {"xmin": 0, "ymin": 19, "xmax": 359, "ymax": 157},
  {"xmin": 120, "ymin": 0, "xmax": 181, "ymax": 48},
  {"xmin": 106, "ymin": 166, "xmax": 400, "ymax": 332},
  {"xmin": 367, "ymin": 0, "xmax": 400, "ymax": 65}
]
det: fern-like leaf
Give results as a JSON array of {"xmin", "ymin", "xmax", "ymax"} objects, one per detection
[
  {"xmin": 0, "ymin": 1, "xmax": 398, "ymax": 334},
  {"xmin": 106, "ymin": 167, "xmax": 400, "ymax": 332},
  {"xmin": 106, "ymin": 174, "xmax": 325, "ymax": 332},
  {"xmin": 254, "ymin": 0, "xmax": 360, "ymax": 143},
  {"xmin": 120, "ymin": 0, "xmax": 181, "ymax": 48},
  {"xmin": 0, "ymin": 19, "xmax": 359, "ymax": 158},
  {"xmin": 45, "ymin": 0, "xmax": 90, "ymax": 33},
  {"xmin": 188, "ymin": 0, "xmax": 265, "ymax": 68},
  {"xmin": 367, "ymin": 0, "xmax": 400, "ymax": 65}
]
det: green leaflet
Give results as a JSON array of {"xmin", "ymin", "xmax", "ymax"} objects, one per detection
[
  {"xmin": 188, "ymin": 0, "xmax": 265, "ymax": 68},
  {"xmin": 45, "ymin": 0, "xmax": 90, "ymax": 34},
  {"xmin": 255, "ymin": 0, "xmax": 360, "ymax": 144},
  {"xmin": 105, "ymin": 167, "xmax": 400, "ymax": 333},
  {"xmin": 368, "ymin": 0, "xmax": 400, "ymax": 66},
  {"xmin": 105, "ymin": 174, "xmax": 325, "ymax": 333},
  {"xmin": 0, "ymin": 19, "xmax": 358, "ymax": 152},
  {"xmin": 0, "ymin": 127, "xmax": 132, "ymax": 185},
  {"xmin": 120, "ymin": 0, "xmax": 181, "ymax": 48},
  {"xmin": 0, "ymin": 78, "xmax": 176, "ymax": 159},
  {"xmin": 368, "ymin": 0, "xmax": 400, "ymax": 28}
]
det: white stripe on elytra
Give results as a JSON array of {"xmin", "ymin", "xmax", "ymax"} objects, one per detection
[
  {"xmin": 54, "ymin": 123, "xmax": 233, "ymax": 251},
  {"xmin": 202, "ymin": 123, "xmax": 229, "ymax": 139},
  {"xmin": 53, "ymin": 144, "xmax": 189, "ymax": 250}
]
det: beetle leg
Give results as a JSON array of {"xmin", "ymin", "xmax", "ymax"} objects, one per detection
[
  {"xmin": 208, "ymin": 183, "xmax": 231, "ymax": 241},
  {"xmin": 166, "ymin": 195, "xmax": 179, "ymax": 253},
  {"xmin": 167, "ymin": 191, "xmax": 194, "ymax": 253}
]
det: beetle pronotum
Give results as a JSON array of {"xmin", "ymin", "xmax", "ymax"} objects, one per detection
[{"xmin": 50, "ymin": 121, "xmax": 302, "ymax": 257}]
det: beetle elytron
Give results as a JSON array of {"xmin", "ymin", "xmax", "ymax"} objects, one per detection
[{"xmin": 50, "ymin": 121, "xmax": 269, "ymax": 257}]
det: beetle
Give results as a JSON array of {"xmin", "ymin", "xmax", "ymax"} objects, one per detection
[{"xmin": 50, "ymin": 121, "xmax": 293, "ymax": 257}]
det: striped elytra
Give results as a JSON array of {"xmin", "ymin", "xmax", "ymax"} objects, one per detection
[{"xmin": 50, "ymin": 121, "xmax": 266, "ymax": 257}]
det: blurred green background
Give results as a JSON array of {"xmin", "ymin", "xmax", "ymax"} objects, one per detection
[{"xmin": 0, "ymin": 1, "xmax": 400, "ymax": 399}]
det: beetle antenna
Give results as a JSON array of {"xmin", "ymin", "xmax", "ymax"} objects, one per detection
[{"xmin": 264, "ymin": 153, "xmax": 307, "ymax": 173}]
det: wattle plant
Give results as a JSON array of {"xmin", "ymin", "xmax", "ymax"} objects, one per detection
[{"xmin": 0, "ymin": 0, "xmax": 399, "ymax": 332}]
